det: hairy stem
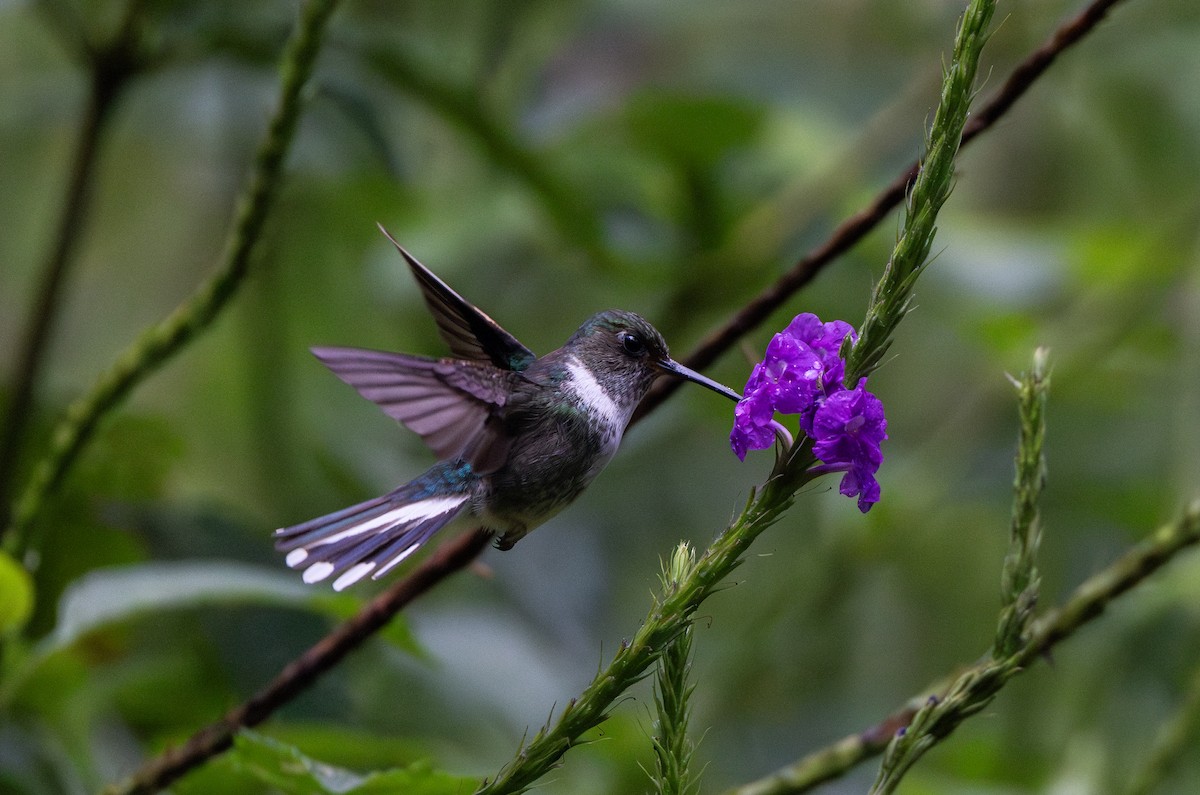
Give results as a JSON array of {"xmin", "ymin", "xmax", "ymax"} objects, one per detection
[
  {"xmin": 846, "ymin": 0, "xmax": 997, "ymax": 384},
  {"xmin": 994, "ymin": 348, "xmax": 1049, "ymax": 658},
  {"xmin": 650, "ymin": 544, "xmax": 700, "ymax": 795},
  {"xmin": 872, "ymin": 345, "xmax": 1044, "ymax": 794},
  {"xmin": 728, "ymin": 19, "xmax": 1003, "ymax": 779},
  {"xmin": 478, "ymin": 449, "xmax": 813, "ymax": 795}
]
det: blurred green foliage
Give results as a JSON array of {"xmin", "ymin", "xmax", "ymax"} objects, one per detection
[{"xmin": 2, "ymin": 0, "xmax": 1199, "ymax": 793}]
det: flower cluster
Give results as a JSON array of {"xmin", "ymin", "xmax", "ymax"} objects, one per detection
[{"xmin": 730, "ymin": 313, "xmax": 887, "ymax": 512}]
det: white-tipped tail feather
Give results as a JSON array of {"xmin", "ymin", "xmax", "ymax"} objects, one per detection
[{"xmin": 275, "ymin": 492, "xmax": 470, "ymax": 591}]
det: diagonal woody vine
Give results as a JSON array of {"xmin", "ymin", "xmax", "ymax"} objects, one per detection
[{"xmin": 635, "ymin": 0, "xmax": 1131, "ymax": 419}]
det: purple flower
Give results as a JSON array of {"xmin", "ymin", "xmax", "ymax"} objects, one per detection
[
  {"xmin": 729, "ymin": 333, "xmax": 824, "ymax": 461},
  {"xmin": 781, "ymin": 314, "xmax": 855, "ymax": 393},
  {"xmin": 810, "ymin": 379, "xmax": 887, "ymax": 513},
  {"xmin": 730, "ymin": 376, "xmax": 779, "ymax": 461},
  {"xmin": 729, "ymin": 313, "xmax": 887, "ymax": 512}
]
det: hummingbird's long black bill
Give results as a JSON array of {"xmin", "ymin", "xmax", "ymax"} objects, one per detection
[{"xmin": 657, "ymin": 358, "xmax": 743, "ymax": 402}]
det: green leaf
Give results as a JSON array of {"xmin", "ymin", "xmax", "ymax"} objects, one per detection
[
  {"xmin": 230, "ymin": 730, "xmax": 475, "ymax": 794},
  {"xmin": 0, "ymin": 549, "xmax": 34, "ymax": 636},
  {"xmin": 37, "ymin": 561, "xmax": 421, "ymax": 657},
  {"xmin": 263, "ymin": 722, "xmax": 435, "ymax": 772}
]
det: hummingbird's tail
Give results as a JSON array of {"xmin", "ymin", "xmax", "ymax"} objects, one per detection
[{"xmin": 274, "ymin": 478, "xmax": 472, "ymax": 591}]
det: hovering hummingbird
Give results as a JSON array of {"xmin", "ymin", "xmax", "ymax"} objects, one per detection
[{"xmin": 275, "ymin": 226, "xmax": 741, "ymax": 591}]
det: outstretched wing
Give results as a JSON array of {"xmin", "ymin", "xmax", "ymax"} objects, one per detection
[
  {"xmin": 312, "ymin": 346, "xmax": 514, "ymax": 472},
  {"xmin": 377, "ymin": 224, "xmax": 536, "ymax": 371}
]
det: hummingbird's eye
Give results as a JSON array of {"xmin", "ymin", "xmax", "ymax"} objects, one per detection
[{"xmin": 618, "ymin": 331, "xmax": 647, "ymax": 356}]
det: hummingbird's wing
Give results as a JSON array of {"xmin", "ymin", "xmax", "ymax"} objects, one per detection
[
  {"xmin": 312, "ymin": 346, "xmax": 514, "ymax": 472},
  {"xmin": 377, "ymin": 225, "xmax": 536, "ymax": 372}
]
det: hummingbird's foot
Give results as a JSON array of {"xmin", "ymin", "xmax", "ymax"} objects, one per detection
[{"xmin": 494, "ymin": 524, "xmax": 527, "ymax": 551}]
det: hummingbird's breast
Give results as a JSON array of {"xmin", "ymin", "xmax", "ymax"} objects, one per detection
[{"xmin": 481, "ymin": 356, "xmax": 634, "ymax": 543}]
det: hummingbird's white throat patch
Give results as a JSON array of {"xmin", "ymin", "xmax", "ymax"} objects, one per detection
[{"xmin": 565, "ymin": 357, "xmax": 625, "ymax": 427}]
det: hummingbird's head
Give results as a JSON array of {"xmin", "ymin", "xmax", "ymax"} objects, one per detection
[{"xmin": 567, "ymin": 310, "xmax": 742, "ymax": 405}]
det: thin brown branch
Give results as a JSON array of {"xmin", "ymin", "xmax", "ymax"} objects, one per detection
[
  {"xmin": 0, "ymin": 2, "xmax": 145, "ymax": 537},
  {"xmin": 102, "ymin": 529, "xmax": 492, "ymax": 795},
  {"xmin": 633, "ymin": 0, "xmax": 1129, "ymax": 422}
]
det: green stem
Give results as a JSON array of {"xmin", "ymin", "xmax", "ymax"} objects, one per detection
[
  {"xmin": 873, "ymin": 502, "xmax": 1200, "ymax": 794},
  {"xmin": 845, "ymin": 0, "xmax": 997, "ymax": 384},
  {"xmin": 1019, "ymin": 504, "xmax": 1200, "ymax": 665},
  {"xmin": 477, "ymin": 447, "xmax": 814, "ymax": 795},
  {"xmin": 871, "ymin": 345, "xmax": 1039, "ymax": 795},
  {"xmin": 0, "ymin": 0, "xmax": 145, "ymax": 538},
  {"xmin": 651, "ymin": 543, "xmax": 700, "ymax": 795},
  {"xmin": 994, "ymin": 348, "xmax": 1049, "ymax": 658},
  {"xmin": 3, "ymin": 0, "xmax": 343, "ymax": 558}
]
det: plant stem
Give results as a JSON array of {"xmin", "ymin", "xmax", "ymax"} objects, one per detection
[
  {"xmin": 870, "ymin": 348, "xmax": 1040, "ymax": 794},
  {"xmin": 847, "ymin": 0, "xmax": 997, "ymax": 384},
  {"xmin": 650, "ymin": 543, "xmax": 700, "ymax": 795},
  {"xmin": 0, "ymin": 1, "xmax": 144, "ymax": 539},
  {"xmin": 478, "ymin": 448, "xmax": 814, "ymax": 795},
  {"xmin": 3, "ymin": 0, "xmax": 342, "ymax": 558},
  {"xmin": 994, "ymin": 348, "xmax": 1049, "ymax": 657}
]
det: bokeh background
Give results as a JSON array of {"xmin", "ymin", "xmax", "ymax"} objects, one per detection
[{"xmin": 2, "ymin": 0, "xmax": 1200, "ymax": 792}]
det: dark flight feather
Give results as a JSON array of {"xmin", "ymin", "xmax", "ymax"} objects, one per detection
[{"xmin": 377, "ymin": 224, "xmax": 535, "ymax": 371}]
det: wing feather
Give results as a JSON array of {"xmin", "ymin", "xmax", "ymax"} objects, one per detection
[
  {"xmin": 312, "ymin": 346, "xmax": 511, "ymax": 469},
  {"xmin": 376, "ymin": 224, "xmax": 536, "ymax": 371}
]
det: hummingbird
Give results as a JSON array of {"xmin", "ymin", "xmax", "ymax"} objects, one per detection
[{"xmin": 275, "ymin": 226, "xmax": 742, "ymax": 591}]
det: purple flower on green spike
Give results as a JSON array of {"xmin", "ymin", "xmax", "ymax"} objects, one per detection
[
  {"xmin": 810, "ymin": 379, "xmax": 887, "ymax": 512},
  {"xmin": 729, "ymin": 313, "xmax": 887, "ymax": 512}
]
